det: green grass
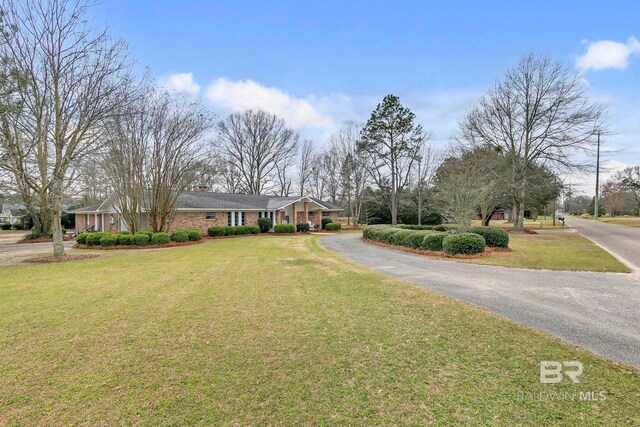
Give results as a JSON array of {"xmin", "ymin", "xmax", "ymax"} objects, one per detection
[
  {"xmin": 473, "ymin": 218, "xmax": 569, "ymax": 230},
  {"xmin": 584, "ymin": 216, "xmax": 640, "ymax": 228},
  {"xmin": 458, "ymin": 233, "xmax": 630, "ymax": 272},
  {"xmin": 1, "ymin": 236, "xmax": 638, "ymax": 425}
]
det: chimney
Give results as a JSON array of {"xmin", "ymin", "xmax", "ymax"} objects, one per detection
[{"xmin": 192, "ymin": 186, "xmax": 209, "ymax": 193}]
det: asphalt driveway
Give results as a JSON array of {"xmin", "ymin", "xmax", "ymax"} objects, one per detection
[
  {"xmin": 564, "ymin": 216, "xmax": 640, "ymax": 272},
  {"xmin": 320, "ymin": 233, "xmax": 640, "ymax": 368}
]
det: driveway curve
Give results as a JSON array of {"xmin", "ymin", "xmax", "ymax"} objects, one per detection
[{"xmin": 320, "ymin": 233, "xmax": 640, "ymax": 368}]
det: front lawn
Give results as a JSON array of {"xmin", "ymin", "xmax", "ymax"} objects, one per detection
[
  {"xmin": 458, "ymin": 233, "xmax": 631, "ymax": 272},
  {"xmin": 585, "ymin": 216, "xmax": 640, "ymax": 228},
  {"xmin": 1, "ymin": 236, "xmax": 638, "ymax": 425}
]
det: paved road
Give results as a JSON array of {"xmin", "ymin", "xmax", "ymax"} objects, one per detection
[
  {"xmin": 564, "ymin": 216, "xmax": 640, "ymax": 272},
  {"xmin": 320, "ymin": 233, "xmax": 640, "ymax": 368}
]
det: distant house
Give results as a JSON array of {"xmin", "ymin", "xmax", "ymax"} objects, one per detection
[
  {"xmin": 0, "ymin": 204, "xmax": 25, "ymax": 225},
  {"xmin": 70, "ymin": 190, "xmax": 343, "ymax": 233}
]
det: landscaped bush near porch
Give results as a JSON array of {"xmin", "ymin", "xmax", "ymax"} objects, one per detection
[
  {"xmin": 325, "ymin": 223, "xmax": 341, "ymax": 231},
  {"xmin": 258, "ymin": 217, "xmax": 273, "ymax": 233},
  {"xmin": 321, "ymin": 218, "xmax": 333, "ymax": 229},
  {"xmin": 86, "ymin": 232, "xmax": 109, "ymax": 246},
  {"xmin": 99, "ymin": 234, "xmax": 119, "ymax": 247},
  {"xmin": 274, "ymin": 224, "xmax": 295, "ymax": 234},
  {"xmin": 296, "ymin": 223, "xmax": 310, "ymax": 232},
  {"xmin": 170, "ymin": 229, "xmax": 189, "ymax": 242},
  {"xmin": 442, "ymin": 233, "xmax": 485, "ymax": 255},
  {"xmin": 151, "ymin": 232, "xmax": 171, "ymax": 245},
  {"xmin": 187, "ymin": 228, "xmax": 202, "ymax": 241},
  {"xmin": 468, "ymin": 226, "xmax": 509, "ymax": 248},
  {"xmin": 207, "ymin": 225, "xmax": 259, "ymax": 237},
  {"xmin": 75, "ymin": 233, "xmax": 89, "ymax": 244},
  {"xmin": 1, "ymin": 223, "xmax": 11, "ymax": 230},
  {"xmin": 118, "ymin": 234, "xmax": 133, "ymax": 245},
  {"xmin": 133, "ymin": 233, "xmax": 150, "ymax": 246}
]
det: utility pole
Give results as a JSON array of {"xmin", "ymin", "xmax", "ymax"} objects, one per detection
[{"xmin": 594, "ymin": 132, "xmax": 601, "ymax": 220}]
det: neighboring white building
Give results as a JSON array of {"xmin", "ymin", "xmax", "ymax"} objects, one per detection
[{"xmin": 0, "ymin": 204, "xmax": 25, "ymax": 225}]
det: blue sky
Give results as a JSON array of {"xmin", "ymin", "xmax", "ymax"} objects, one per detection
[{"xmin": 94, "ymin": 0, "xmax": 640, "ymax": 194}]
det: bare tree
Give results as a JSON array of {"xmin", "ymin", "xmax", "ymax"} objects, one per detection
[
  {"xmin": 104, "ymin": 91, "xmax": 215, "ymax": 233},
  {"xmin": 329, "ymin": 121, "xmax": 371, "ymax": 226},
  {"xmin": 297, "ymin": 139, "xmax": 314, "ymax": 195},
  {"xmin": 307, "ymin": 152, "xmax": 327, "ymax": 200},
  {"xmin": 359, "ymin": 95, "xmax": 426, "ymax": 224},
  {"xmin": 216, "ymin": 110, "xmax": 299, "ymax": 195},
  {"xmin": 461, "ymin": 54, "xmax": 605, "ymax": 232},
  {"xmin": 0, "ymin": 0, "xmax": 131, "ymax": 255},
  {"xmin": 410, "ymin": 145, "xmax": 439, "ymax": 225}
]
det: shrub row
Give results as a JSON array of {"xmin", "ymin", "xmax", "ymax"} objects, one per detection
[
  {"xmin": 75, "ymin": 228, "xmax": 203, "ymax": 247},
  {"xmin": 0, "ymin": 223, "xmax": 12, "ymax": 230},
  {"xmin": 467, "ymin": 226, "xmax": 509, "ymax": 248},
  {"xmin": 274, "ymin": 224, "xmax": 295, "ymax": 234},
  {"xmin": 321, "ymin": 218, "xmax": 333, "ymax": 229},
  {"xmin": 207, "ymin": 225, "xmax": 260, "ymax": 237},
  {"xmin": 363, "ymin": 225, "xmax": 496, "ymax": 255}
]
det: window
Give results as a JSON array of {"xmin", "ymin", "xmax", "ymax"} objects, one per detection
[
  {"xmin": 227, "ymin": 212, "xmax": 232, "ymax": 226},
  {"xmin": 322, "ymin": 211, "xmax": 331, "ymax": 217},
  {"xmin": 205, "ymin": 212, "xmax": 216, "ymax": 220},
  {"xmin": 241, "ymin": 212, "xmax": 246, "ymax": 226}
]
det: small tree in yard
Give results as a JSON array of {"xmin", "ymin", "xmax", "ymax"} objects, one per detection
[{"xmin": 359, "ymin": 95, "xmax": 427, "ymax": 225}]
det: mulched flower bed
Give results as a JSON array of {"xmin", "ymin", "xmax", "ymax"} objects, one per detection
[
  {"xmin": 362, "ymin": 238, "xmax": 511, "ymax": 259},
  {"xmin": 22, "ymin": 254, "xmax": 100, "ymax": 264}
]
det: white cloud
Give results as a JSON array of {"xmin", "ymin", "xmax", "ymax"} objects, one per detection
[
  {"xmin": 159, "ymin": 72, "xmax": 201, "ymax": 95},
  {"xmin": 576, "ymin": 37, "xmax": 640, "ymax": 71},
  {"xmin": 206, "ymin": 78, "xmax": 333, "ymax": 128}
]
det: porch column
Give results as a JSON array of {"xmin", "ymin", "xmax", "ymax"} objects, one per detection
[
  {"xmin": 101, "ymin": 214, "xmax": 105, "ymax": 232},
  {"xmin": 303, "ymin": 202, "xmax": 309, "ymax": 222},
  {"xmin": 293, "ymin": 203, "xmax": 297, "ymax": 225},
  {"xmin": 94, "ymin": 213, "xmax": 99, "ymax": 231},
  {"xmin": 273, "ymin": 210, "xmax": 277, "ymax": 225}
]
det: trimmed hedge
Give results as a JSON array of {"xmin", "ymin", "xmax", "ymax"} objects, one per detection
[
  {"xmin": 258, "ymin": 217, "xmax": 273, "ymax": 233},
  {"xmin": 86, "ymin": 232, "xmax": 109, "ymax": 246},
  {"xmin": 421, "ymin": 233, "xmax": 447, "ymax": 251},
  {"xmin": 118, "ymin": 234, "xmax": 133, "ymax": 245},
  {"xmin": 133, "ymin": 233, "xmax": 150, "ymax": 246},
  {"xmin": 296, "ymin": 223, "xmax": 310, "ymax": 232},
  {"xmin": 467, "ymin": 226, "xmax": 509, "ymax": 248},
  {"xmin": 0, "ymin": 223, "xmax": 11, "ymax": 230},
  {"xmin": 274, "ymin": 224, "xmax": 295, "ymax": 234},
  {"xmin": 187, "ymin": 228, "xmax": 202, "ymax": 241},
  {"xmin": 140, "ymin": 229, "xmax": 154, "ymax": 239},
  {"xmin": 433, "ymin": 225, "xmax": 448, "ymax": 232},
  {"xmin": 100, "ymin": 234, "xmax": 119, "ymax": 246},
  {"xmin": 321, "ymin": 218, "xmax": 333, "ymax": 229},
  {"xmin": 151, "ymin": 232, "xmax": 171, "ymax": 245},
  {"xmin": 442, "ymin": 233, "xmax": 485, "ymax": 255},
  {"xmin": 75, "ymin": 233, "xmax": 89, "ymax": 244},
  {"xmin": 208, "ymin": 226, "xmax": 227, "ymax": 237},
  {"xmin": 396, "ymin": 225, "xmax": 434, "ymax": 231},
  {"xmin": 171, "ymin": 229, "xmax": 189, "ymax": 242},
  {"xmin": 325, "ymin": 223, "xmax": 341, "ymax": 231},
  {"xmin": 404, "ymin": 233, "xmax": 426, "ymax": 249},
  {"xmin": 362, "ymin": 225, "xmax": 451, "ymax": 253},
  {"xmin": 208, "ymin": 225, "xmax": 260, "ymax": 237}
]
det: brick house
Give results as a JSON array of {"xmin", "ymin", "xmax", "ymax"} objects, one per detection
[{"xmin": 70, "ymin": 191, "xmax": 342, "ymax": 233}]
